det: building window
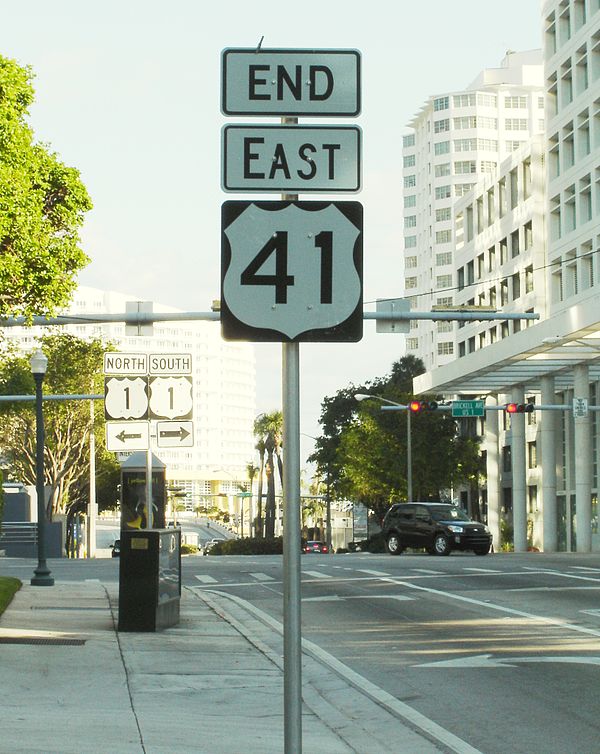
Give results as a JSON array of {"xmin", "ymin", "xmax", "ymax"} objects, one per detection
[
  {"xmin": 434, "ymin": 119, "xmax": 450, "ymax": 133},
  {"xmin": 403, "ymin": 154, "xmax": 416, "ymax": 168},
  {"xmin": 455, "ymin": 183, "xmax": 474, "ymax": 197},
  {"xmin": 405, "ymin": 255, "xmax": 418, "ymax": 269},
  {"xmin": 436, "ymin": 251, "xmax": 453, "ymax": 265},
  {"xmin": 454, "ymin": 160, "xmax": 476, "ymax": 174},
  {"xmin": 435, "ymin": 185, "xmax": 452, "ymax": 199},
  {"xmin": 436, "ymin": 207, "xmax": 451, "ymax": 221},
  {"xmin": 525, "ymin": 265, "xmax": 534, "ymax": 293},
  {"xmin": 436, "ymin": 297, "xmax": 453, "ymax": 306},
  {"xmin": 406, "ymin": 337, "xmax": 418, "ymax": 350},
  {"xmin": 504, "ymin": 96, "xmax": 527, "ymax": 108},
  {"xmin": 404, "ymin": 194, "xmax": 416, "ymax": 208},
  {"xmin": 454, "ymin": 138, "xmax": 476, "ymax": 151},
  {"xmin": 506, "ymin": 140, "xmax": 525, "ymax": 151},
  {"xmin": 453, "ymin": 93, "xmax": 476, "ymax": 107},
  {"xmin": 434, "ymin": 141, "xmax": 450, "ymax": 155},
  {"xmin": 437, "ymin": 321, "xmax": 453, "ymax": 333},
  {"xmin": 404, "ymin": 175, "xmax": 416, "ymax": 188},
  {"xmin": 511, "ymin": 229, "xmax": 520, "ymax": 257},
  {"xmin": 477, "ymin": 93, "xmax": 497, "ymax": 107},
  {"xmin": 435, "ymin": 162, "xmax": 451, "ymax": 177},
  {"xmin": 405, "ymin": 235, "xmax": 417, "ymax": 248},
  {"xmin": 435, "ymin": 230, "xmax": 452, "ymax": 244},
  {"xmin": 436, "ymin": 274, "xmax": 453, "ymax": 288},
  {"xmin": 527, "ymin": 442, "xmax": 537, "ymax": 469},
  {"xmin": 480, "ymin": 160, "xmax": 497, "ymax": 172},
  {"xmin": 438, "ymin": 342, "xmax": 454, "ymax": 355},
  {"xmin": 405, "ymin": 277, "xmax": 417, "ymax": 289},
  {"xmin": 434, "ymin": 96, "xmax": 449, "ymax": 111},
  {"xmin": 512, "ymin": 272, "xmax": 521, "ymax": 299},
  {"xmin": 403, "ymin": 134, "xmax": 415, "ymax": 147},
  {"xmin": 405, "ymin": 215, "xmax": 417, "ymax": 228},
  {"xmin": 505, "ymin": 118, "xmax": 528, "ymax": 130}
]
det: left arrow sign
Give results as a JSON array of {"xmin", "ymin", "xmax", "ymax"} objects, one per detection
[{"xmin": 106, "ymin": 421, "xmax": 150, "ymax": 451}]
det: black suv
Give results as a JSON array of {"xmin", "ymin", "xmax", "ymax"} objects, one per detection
[{"xmin": 382, "ymin": 503, "xmax": 492, "ymax": 556}]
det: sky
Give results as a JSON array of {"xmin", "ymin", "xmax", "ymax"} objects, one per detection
[{"xmin": 0, "ymin": 0, "xmax": 542, "ymax": 467}]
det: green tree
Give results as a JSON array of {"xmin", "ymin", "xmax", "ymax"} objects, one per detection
[
  {"xmin": 310, "ymin": 356, "xmax": 483, "ymax": 523},
  {"xmin": 0, "ymin": 55, "xmax": 92, "ymax": 318},
  {"xmin": 253, "ymin": 411, "xmax": 283, "ymax": 540},
  {"xmin": 0, "ymin": 334, "xmax": 119, "ymax": 519}
]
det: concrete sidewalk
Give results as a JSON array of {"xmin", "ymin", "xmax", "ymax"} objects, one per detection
[{"xmin": 0, "ymin": 580, "xmax": 449, "ymax": 754}]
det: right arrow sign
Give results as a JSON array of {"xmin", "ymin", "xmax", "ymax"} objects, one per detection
[{"xmin": 156, "ymin": 421, "xmax": 194, "ymax": 448}]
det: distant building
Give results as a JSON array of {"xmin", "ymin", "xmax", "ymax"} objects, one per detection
[
  {"xmin": 5, "ymin": 286, "xmax": 257, "ymax": 505},
  {"xmin": 402, "ymin": 50, "xmax": 545, "ymax": 371}
]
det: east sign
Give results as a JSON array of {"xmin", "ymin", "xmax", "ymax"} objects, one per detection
[
  {"xmin": 222, "ymin": 124, "xmax": 361, "ymax": 193},
  {"xmin": 221, "ymin": 48, "xmax": 361, "ymax": 116}
]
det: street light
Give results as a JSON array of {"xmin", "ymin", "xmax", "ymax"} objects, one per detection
[
  {"xmin": 30, "ymin": 349, "xmax": 54, "ymax": 587},
  {"xmin": 354, "ymin": 393, "xmax": 413, "ymax": 503}
]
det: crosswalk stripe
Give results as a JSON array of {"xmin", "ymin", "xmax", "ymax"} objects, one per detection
[
  {"xmin": 412, "ymin": 568, "xmax": 443, "ymax": 575},
  {"xmin": 249, "ymin": 572, "xmax": 274, "ymax": 582},
  {"xmin": 357, "ymin": 569, "xmax": 390, "ymax": 577},
  {"xmin": 463, "ymin": 567, "xmax": 502, "ymax": 573},
  {"xmin": 302, "ymin": 570, "xmax": 332, "ymax": 579},
  {"xmin": 195, "ymin": 575, "xmax": 218, "ymax": 584}
]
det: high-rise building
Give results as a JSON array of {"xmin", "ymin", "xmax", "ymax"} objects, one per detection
[
  {"xmin": 5, "ymin": 286, "xmax": 256, "ymax": 503},
  {"xmin": 402, "ymin": 50, "xmax": 545, "ymax": 371}
]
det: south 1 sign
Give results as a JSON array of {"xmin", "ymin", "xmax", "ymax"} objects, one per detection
[{"xmin": 221, "ymin": 201, "xmax": 363, "ymax": 342}]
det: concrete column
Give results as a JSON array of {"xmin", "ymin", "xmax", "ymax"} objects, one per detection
[
  {"xmin": 564, "ymin": 388, "xmax": 573, "ymax": 551},
  {"xmin": 574, "ymin": 364, "xmax": 592, "ymax": 552},
  {"xmin": 485, "ymin": 394, "xmax": 501, "ymax": 551},
  {"xmin": 511, "ymin": 384, "xmax": 528, "ymax": 552},
  {"xmin": 540, "ymin": 375, "xmax": 558, "ymax": 552}
]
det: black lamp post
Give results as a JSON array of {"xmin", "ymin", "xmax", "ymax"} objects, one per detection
[{"xmin": 30, "ymin": 348, "xmax": 54, "ymax": 587}]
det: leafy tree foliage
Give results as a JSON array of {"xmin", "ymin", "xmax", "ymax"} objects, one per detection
[
  {"xmin": 0, "ymin": 334, "xmax": 119, "ymax": 519},
  {"xmin": 253, "ymin": 411, "xmax": 283, "ymax": 539},
  {"xmin": 309, "ymin": 356, "xmax": 484, "ymax": 523},
  {"xmin": 0, "ymin": 55, "xmax": 92, "ymax": 318}
]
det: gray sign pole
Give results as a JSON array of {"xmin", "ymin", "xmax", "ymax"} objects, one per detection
[{"xmin": 282, "ymin": 116, "xmax": 302, "ymax": 754}]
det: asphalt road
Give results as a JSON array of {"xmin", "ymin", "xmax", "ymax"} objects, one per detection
[{"xmin": 4, "ymin": 550, "xmax": 600, "ymax": 753}]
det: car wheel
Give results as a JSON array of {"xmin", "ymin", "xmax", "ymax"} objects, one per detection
[
  {"xmin": 433, "ymin": 534, "xmax": 451, "ymax": 556},
  {"xmin": 386, "ymin": 533, "xmax": 403, "ymax": 555}
]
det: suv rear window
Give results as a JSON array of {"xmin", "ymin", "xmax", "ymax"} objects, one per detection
[{"xmin": 429, "ymin": 506, "xmax": 470, "ymax": 522}]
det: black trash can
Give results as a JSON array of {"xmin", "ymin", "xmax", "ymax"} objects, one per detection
[{"xmin": 118, "ymin": 528, "xmax": 181, "ymax": 632}]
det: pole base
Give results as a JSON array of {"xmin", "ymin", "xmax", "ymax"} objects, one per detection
[{"xmin": 31, "ymin": 567, "xmax": 55, "ymax": 587}]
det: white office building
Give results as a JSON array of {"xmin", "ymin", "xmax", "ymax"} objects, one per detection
[
  {"xmin": 413, "ymin": 3, "xmax": 600, "ymax": 554},
  {"xmin": 402, "ymin": 50, "xmax": 545, "ymax": 371},
  {"xmin": 7, "ymin": 286, "xmax": 257, "ymax": 503}
]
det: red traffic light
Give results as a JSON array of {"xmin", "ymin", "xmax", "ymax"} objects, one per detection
[
  {"xmin": 409, "ymin": 400, "xmax": 438, "ymax": 412},
  {"xmin": 506, "ymin": 403, "xmax": 534, "ymax": 413}
]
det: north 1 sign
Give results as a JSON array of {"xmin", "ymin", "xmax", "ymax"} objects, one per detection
[
  {"xmin": 221, "ymin": 200, "xmax": 363, "ymax": 342},
  {"xmin": 221, "ymin": 48, "xmax": 361, "ymax": 116},
  {"xmin": 221, "ymin": 124, "xmax": 361, "ymax": 193}
]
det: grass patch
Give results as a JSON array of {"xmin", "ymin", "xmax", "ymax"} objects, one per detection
[{"xmin": 0, "ymin": 576, "xmax": 21, "ymax": 616}]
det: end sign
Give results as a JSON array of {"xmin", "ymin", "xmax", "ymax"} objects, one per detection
[{"xmin": 221, "ymin": 48, "xmax": 361, "ymax": 116}]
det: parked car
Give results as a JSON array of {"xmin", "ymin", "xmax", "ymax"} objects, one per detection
[
  {"xmin": 381, "ymin": 503, "xmax": 492, "ymax": 556},
  {"xmin": 302, "ymin": 540, "xmax": 329, "ymax": 554},
  {"xmin": 202, "ymin": 538, "xmax": 221, "ymax": 555},
  {"xmin": 110, "ymin": 539, "xmax": 121, "ymax": 558}
]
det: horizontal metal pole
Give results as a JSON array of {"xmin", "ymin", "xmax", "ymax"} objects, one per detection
[
  {"xmin": 0, "ymin": 309, "xmax": 539, "ymax": 328},
  {"xmin": 0, "ymin": 394, "xmax": 103, "ymax": 402},
  {"xmin": 380, "ymin": 403, "xmax": 600, "ymax": 412}
]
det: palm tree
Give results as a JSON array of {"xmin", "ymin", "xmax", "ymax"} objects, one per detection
[
  {"xmin": 254, "ymin": 438, "xmax": 266, "ymax": 538},
  {"xmin": 254, "ymin": 411, "xmax": 283, "ymax": 539},
  {"xmin": 246, "ymin": 461, "xmax": 259, "ymax": 537}
]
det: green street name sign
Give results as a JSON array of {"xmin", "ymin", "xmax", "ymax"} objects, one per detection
[{"xmin": 452, "ymin": 399, "xmax": 485, "ymax": 417}]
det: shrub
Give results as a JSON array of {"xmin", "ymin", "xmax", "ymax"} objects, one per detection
[
  {"xmin": 180, "ymin": 543, "xmax": 199, "ymax": 555},
  {"xmin": 209, "ymin": 537, "xmax": 284, "ymax": 556}
]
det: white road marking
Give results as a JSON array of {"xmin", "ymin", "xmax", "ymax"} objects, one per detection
[
  {"xmin": 356, "ymin": 569, "xmax": 391, "ymax": 577},
  {"xmin": 302, "ymin": 570, "xmax": 332, "ymax": 579},
  {"xmin": 580, "ymin": 609, "xmax": 600, "ymax": 616},
  {"xmin": 412, "ymin": 568, "xmax": 443, "ymax": 575},
  {"xmin": 194, "ymin": 575, "xmax": 218, "ymax": 584},
  {"xmin": 571, "ymin": 566, "xmax": 600, "ymax": 572},
  {"xmin": 462, "ymin": 567, "xmax": 502, "ymax": 573},
  {"xmin": 417, "ymin": 654, "xmax": 600, "ymax": 669},
  {"xmin": 249, "ymin": 572, "xmax": 274, "ymax": 582},
  {"xmin": 382, "ymin": 577, "xmax": 600, "ymax": 639}
]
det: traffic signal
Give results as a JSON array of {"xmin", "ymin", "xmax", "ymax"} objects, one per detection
[
  {"xmin": 505, "ymin": 402, "xmax": 534, "ymax": 414},
  {"xmin": 409, "ymin": 399, "xmax": 438, "ymax": 413}
]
